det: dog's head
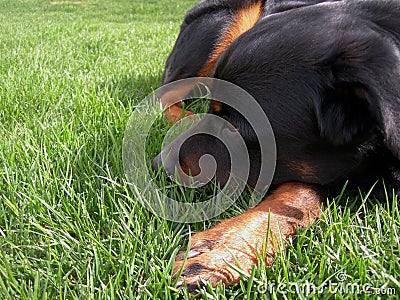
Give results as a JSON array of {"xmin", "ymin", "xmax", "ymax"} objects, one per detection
[{"xmin": 154, "ymin": 0, "xmax": 400, "ymax": 190}]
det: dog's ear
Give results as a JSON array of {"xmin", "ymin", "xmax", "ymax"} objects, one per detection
[{"xmin": 316, "ymin": 29, "xmax": 400, "ymax": 158}]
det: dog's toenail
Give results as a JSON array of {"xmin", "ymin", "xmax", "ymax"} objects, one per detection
[
  {"xmin": 175, "ymin": 280, "xmax": 184, "ymax": 289},
  {"xmin": 180, "ymin": 249, "xmax": 200, "ymax": 259},
  {"xmin": 187, "ymin": 249, "xmax": 201, "ymax": 258}
]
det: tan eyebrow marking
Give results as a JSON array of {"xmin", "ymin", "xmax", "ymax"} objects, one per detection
[{"xmin": 198, "ymin": 1, "xmax": 264, "ymax": 77}]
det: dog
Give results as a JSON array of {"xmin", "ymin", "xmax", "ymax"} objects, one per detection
[{"xmin": 153, "ymin": 0, "xmax": 400, "ymax": 291}]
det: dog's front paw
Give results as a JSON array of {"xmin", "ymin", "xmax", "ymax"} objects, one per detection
[
  {"xmin": 173, "ymin": 214, "xmax": 275, "ymax": 292},
  {"xmin": 173, "ymin": 183, "xmax": 324, "ymax": 292}
]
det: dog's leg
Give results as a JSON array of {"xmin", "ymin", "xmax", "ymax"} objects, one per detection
[{"xmin": 174, "ymin": 182, "xmax": 326, "ymax": 291}]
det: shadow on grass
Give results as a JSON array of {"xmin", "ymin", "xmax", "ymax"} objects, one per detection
[{"xmin": 100, "ymin": 73, "xmax": 163, "ymax": 107}]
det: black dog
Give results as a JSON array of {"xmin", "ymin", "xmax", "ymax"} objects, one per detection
[{"xmin": 154, "ymin": 0, "xmax": 400, "ymax": 290}]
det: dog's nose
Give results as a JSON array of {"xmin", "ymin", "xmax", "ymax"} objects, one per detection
[{"xmin": 152, "ymin": 153, "xmax": 163, "ymax": 173}]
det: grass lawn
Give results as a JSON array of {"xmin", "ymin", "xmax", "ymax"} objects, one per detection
[{"xmin": 0, "ymin": 0, "xmax": 399, "ymax": 299}]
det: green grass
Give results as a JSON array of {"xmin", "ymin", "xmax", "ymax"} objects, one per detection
[{"xmin": 0, "ymin": 0, "xmax": 399, "ymax": 299}]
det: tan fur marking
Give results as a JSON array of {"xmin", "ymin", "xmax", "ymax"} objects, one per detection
[
  {"xmin": 210, "ymin": 100, "xmax": 223, "ymax": 113},
  {"xmin": 160, "ymin": 80, "xmax": 199, "ymax": 123},
  {"xmin": 286, "ymin": 160, "xmax": 317, "ymax": 181},
  {"xmin": 198, "ymin": 1, "xmax": 263, "ymax": 76}
]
